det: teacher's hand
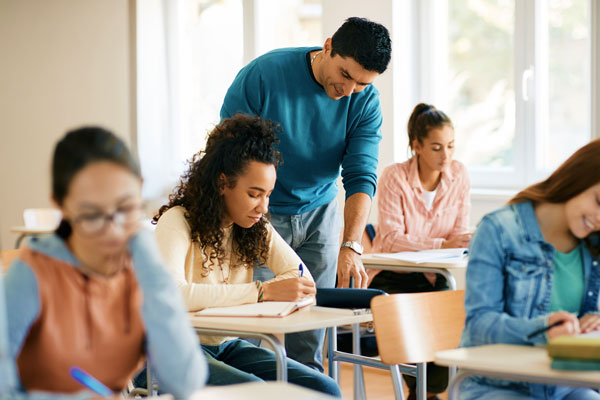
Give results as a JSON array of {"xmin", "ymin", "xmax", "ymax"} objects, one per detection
[{"xmin": 337, "ymin": 247, "xmax": 368, "ymax": 289}]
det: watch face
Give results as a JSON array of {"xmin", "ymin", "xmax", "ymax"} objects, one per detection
[
  {"xmin": 353, "ymin": 242, "xmax": 364, "ymax": 253},
  {"xmin": 343, "ymin": 241, "xmax": 363, "ymax": 254}
]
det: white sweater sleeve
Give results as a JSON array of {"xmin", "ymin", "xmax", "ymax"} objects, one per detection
[{"xmin": 155, "ymin": 207, "xmax": 260, "ymax": 311}]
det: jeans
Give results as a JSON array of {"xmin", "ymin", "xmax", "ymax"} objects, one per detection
[
  {"xmin": 254, "ymin": 199, "xmax": 341, "ymax": 372},
  {"xmin": 369, "ymin": 271, "xmax": 449, "ymax": 394},
  {"xmin": 134, "ymin": 340, "xmax": 341, "ymax": 397},
  {"xmin": 202, "ymin": 339, "xmax": 340, "ymax": 396}
]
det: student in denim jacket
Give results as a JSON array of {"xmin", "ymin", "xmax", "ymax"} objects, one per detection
[{"xmin": 460, "ymin": 138, "xmax": 600, "ymax": 400}]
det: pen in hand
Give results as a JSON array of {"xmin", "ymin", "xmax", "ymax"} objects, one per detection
[
  {"xmin": 70, "ymin": 367, "xmax": 114, "ymax": 397},
  {"xmin": 527, "ymin": 320, "xmax": 565, "ymax": 340},
  {"xmin": 299, "ymin": 263, "xmax": 304, "ymax": 278}
]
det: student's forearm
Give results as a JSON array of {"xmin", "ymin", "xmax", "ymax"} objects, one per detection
[{"xmin": 343, "ymin": 192, "xmax": 371, "ymax": 242}]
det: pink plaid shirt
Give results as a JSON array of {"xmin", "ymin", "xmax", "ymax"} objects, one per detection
[{"xmin": 372, "ymin": 157, "xmax": 470, "ymax": 253}]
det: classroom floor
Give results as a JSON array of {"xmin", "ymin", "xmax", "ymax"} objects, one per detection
[{"xmin": 331, "ymin": 361, "xmax": 449, "ymax": 400}]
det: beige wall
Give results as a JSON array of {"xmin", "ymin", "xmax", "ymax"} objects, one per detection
[{"xmin": 0, "ymin": 0, "xmax": 135, "ymax": 251}]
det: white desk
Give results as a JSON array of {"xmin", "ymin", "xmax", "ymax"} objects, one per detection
[
  {"xmin": 190, "ymin": 381, "xmax": 336, "ymax": 399},
  {"xmin": 435, "ymin": 344, "xmax": 600, "ymax": 399},
  {"xmin": 10, "ymin": 226, "xmax": 55, "ymax": 249},
  {"xmin": 189, "ymin": 305, "xmax": 373, "ymax": 382},
  {"xmin": 361, "ymin": 254, "xmax": 468, "ymax": 290}
]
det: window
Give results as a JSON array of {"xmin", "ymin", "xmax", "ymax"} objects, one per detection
[
  {"xmin": 426, "ymin": 0, "xmax": 591, "ymax": 188},
  {"xmin": 137, "ymin": 0, "xmax": 322, "ymax": 199}
]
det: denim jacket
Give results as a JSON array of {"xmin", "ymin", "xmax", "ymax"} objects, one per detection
[{"xmin": 460, "ymin": 201, "xmax": 600, "ymax": 397}]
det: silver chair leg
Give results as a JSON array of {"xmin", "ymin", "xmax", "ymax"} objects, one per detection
[
  {"xmin": 416, "ymin": 362, "xmax": 427, "ymax": 400},
  {"xmin": 390, "ymin": 364, "xmax": 405, "ymax": 400}
]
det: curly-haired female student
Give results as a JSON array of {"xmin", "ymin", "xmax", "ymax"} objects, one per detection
[{"xmin": 153, "ymin": 114, "xmax": 341, "ymax": 397}]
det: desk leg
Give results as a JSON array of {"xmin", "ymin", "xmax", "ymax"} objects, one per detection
[
  {"xmin": 260, "ymin": 334, "xmax": 288, "ymax": 382},
  {"xmin": 438, "ymin": 269, "xmax": 457, "ymax": 290},
  {"xmin": 447, "ymin": 369, "xmax": 469, "ymax": 400},
  {"xmin": 352, "ymin": 323, "xmax": 366, "ymax": 400},
  {"xmin": 194, "ymin": 328, "xmax": 288, "ymax": 382},
  {"xmin": 327, "ymin": 327, "xmax": 339, "ymax": 383},
  {"xmin": 15, "ymin": 234, "xmax": 26, "ymax": 249}
]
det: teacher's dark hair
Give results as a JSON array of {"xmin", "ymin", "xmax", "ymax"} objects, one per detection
[{"xmin": 331, "ymin": 17, "xmax": 392, "ymax": 74}]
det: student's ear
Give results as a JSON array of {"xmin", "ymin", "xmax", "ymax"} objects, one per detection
[{"xmin": 411, "ymin": 139, "xmax": 421, "ymax": 154}]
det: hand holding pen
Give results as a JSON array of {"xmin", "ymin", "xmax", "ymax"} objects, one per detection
[{"xmin": 527, "ymin": 311, "xmax": 580, "ymax": 340}]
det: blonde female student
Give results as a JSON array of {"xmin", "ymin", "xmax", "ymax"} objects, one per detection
[
  {"xmin": 370, "ymin": 103, "xmax": 471, "ymax": 400},
  {"xmin": 4, "ymin": 127, "xmax": 207, "ymax": 398},
  {"xmin": 460, "ymin": 138, "xmax": 600, "ymax": 399},
  {"xmin": 151, "ymin": 114, "xmax": 341, "ymax": 397}
]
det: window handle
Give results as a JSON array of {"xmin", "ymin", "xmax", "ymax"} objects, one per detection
[{"xmin": 521, "ymin": 66, "xmax": 534, "ymax": 102}]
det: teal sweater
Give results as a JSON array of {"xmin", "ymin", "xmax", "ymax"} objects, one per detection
[{"xmin": 221, "ymin": 47, "xmax": 383, "ymax": 215}]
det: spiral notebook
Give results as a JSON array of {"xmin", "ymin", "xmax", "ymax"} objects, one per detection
[{"xmin": 195, "ymin": 297, "xmax": 315, "ymax": 318}]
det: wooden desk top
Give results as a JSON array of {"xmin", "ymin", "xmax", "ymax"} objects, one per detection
[
  {"xmin": 189, "ymin": 306, "xmax": 372, "ymax": 334},
  {"xmin": 361, "ymin": 253, "xmax": 468, "ymax": 269},
  {"xmin": 190, "ymin": 381, "xmax": 336, "ymax": 399},
  {"xmin": 435, "ymin": 344, "xmax": 600, "ymax": 385}
]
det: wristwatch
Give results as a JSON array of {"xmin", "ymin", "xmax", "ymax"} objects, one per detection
[{"xmin": 340, "ymin": 241, "xmax": 364, "ymax": 255}]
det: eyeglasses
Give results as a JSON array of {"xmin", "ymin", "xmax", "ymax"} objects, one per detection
[{"xmin": 70, "ymin": 204, "xmax": 142, "ymax": 236}]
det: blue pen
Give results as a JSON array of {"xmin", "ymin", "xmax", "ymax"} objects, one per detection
[
  {"xmin": 299, "ymin": 263, "xmax": 304, "ymax": 277},
  {"xmin": 70, "ymin": 367, "xmax": 114, "ymax": 397}
]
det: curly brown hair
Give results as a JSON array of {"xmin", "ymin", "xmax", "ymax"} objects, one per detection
[{"xmin": 154, "ymin": 114, "xmax": 282, "ymax": 275}]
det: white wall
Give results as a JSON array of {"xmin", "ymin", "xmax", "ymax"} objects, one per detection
[{"xmin": 0, "ymin": 0, "xmax": 136, "ymax": 251}]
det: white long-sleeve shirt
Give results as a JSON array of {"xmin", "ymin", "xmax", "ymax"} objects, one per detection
[{"xmin": 155, "ymin": 206, "xmax": 314, "ymax": 345}]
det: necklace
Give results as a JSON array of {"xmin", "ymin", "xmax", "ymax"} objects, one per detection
[
  {"xmin": 219, "ymin": 263, "xmax": 229, "ymax": 284},
  {"xmin": 311, "ymin": 50, "xmax": 322, "ymax": 66},
  {"xmin": 218, "ymin": 232, "xmax": 234, "ymax": 284}
]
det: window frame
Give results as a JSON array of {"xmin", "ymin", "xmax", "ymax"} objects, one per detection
[{"xmin": 417, "ymin": 0, "xmax": 597, "ymax": 190}]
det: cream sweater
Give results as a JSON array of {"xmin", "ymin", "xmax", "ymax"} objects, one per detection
[{"xmin": 155, "ymin": 206, "xmax": 314, "ymax": 345}]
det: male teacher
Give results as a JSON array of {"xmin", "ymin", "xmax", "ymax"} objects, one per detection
[{"xmin": 220, "ymin": 17, "xmax": 391, "ymax": 371}]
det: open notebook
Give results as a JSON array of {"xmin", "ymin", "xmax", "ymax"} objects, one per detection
[
  {"xmin": 373, "ymin": 248, "xmax": 468, "ymax": 264},
  {"xmin": 195, "ymin": 297, "xmax": 315, "ymax": 318}
]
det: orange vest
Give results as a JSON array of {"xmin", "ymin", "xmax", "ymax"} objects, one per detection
[{"xmin": 16, "ymin": 249, "xmax": 146, "ymax": 393}]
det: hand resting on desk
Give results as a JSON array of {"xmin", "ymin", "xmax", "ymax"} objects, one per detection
[{"xmin": 441, "ymin": 233, "xmax": 472, "ymax": 249}]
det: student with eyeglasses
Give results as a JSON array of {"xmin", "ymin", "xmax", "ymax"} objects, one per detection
[{"xmin": 3, "ymin": 127, "xmax": 207, "ymax": 398}]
